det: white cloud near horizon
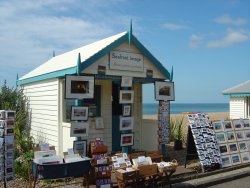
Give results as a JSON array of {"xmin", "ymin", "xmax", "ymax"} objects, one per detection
[
  {"xmin": 162, "ymin": 23, "xmax": 189, "ymax": 30},
  {"xmin": 214, "ymin": 14, "xmax": 248, "ymax": 26},
  {"xmin": 206, "ymin": 29, "xmax": 250, "ymax": 48}
]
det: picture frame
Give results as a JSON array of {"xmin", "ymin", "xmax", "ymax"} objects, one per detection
[
  {"xmin": 215, "ymin": 132, "xmax": 226, "ymax": 143},
  {"xmin": 122, "ymin": 105, "xmax": 131, "ymax": 117},
  {"xmin": 70, "ymin": 122, "xmax": 89, "ymax": 137},
  {"xmin": 120, "ymin": 117, "xmax": 134, "ymax": 131},
  {"xmin": 219, "ymin": 144, "xmax": 229, "ymax": 155},
  {"xmin": 240, "ymin": 152, "xmax": 250, "ymax": 163},
  {"xmin": 65, "ymin": 75, "xmax": 94, "ymax": 99},
  {"xmin": 120, "ymin": 133, "xmax": 134, "ymax": 147},
  {"xmin": 235, "ymin": 131, "xmax": 245, "ymax": 141},
  {"xmin": 119, "ymin": 90, "xmax": 134, "ymax": 104},
  {"xmin": 121, "ymin": 76, "xmax": 133, "ymax": 87},
  {"xmin": 73, "ymin": 140, "xmax": 87, "ymax": 156},
  {"xmin": 238, "ymin": 141, "xmax": 248, "ymax": 152},
  {"xmin": 95, "ymin": 117, "xmax": 104, "ymax": 129},
  {"xmin": 228, "ymin": 143, "xmax": 238, "ymax": 154},
  {"xmin": 246, "ymin": 140, "xmax": 250, "ymax": 151},
  {"xmin": 221, "ymin": 155, "xmax": 232, "ymax": 167},
  {"xmin": 231, "ymin": 154, "xmax": 241, "ymax": 165},
  {"xmin": 242, "ymin": 119, "xmax": 250, "ymax": 129},
  {"xmin": 71, "ymin": 106, "xmax": 89, "ymax": 121},
  {"xmin": 244, "ymin": 130, "xmax": 250, "ymax": 140},
  {"xmin": 232, "ymin": 119, "xmax": 243, "ymax": 130},
  {"xmin": 213, "ymin": 121, "xmax": 224, "ymax": 132},
  {"xmin": 155, "ymin": 81, "xmax": 175, "ymax": 101},
  {"xmin": 223, "ymin": 121, "xmax": 233, "ymax": 131},
  {"xmin": 226, "ymin": 131, "xmax": 236, "ymax": 142}
]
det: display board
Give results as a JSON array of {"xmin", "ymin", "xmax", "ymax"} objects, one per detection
[
  {"xmin": 187, "ymin": 113, "xmax": 221, "ymax": 171},
  {"xmin": 0, "ymin": 110, "xmax": 15, "ymax": 183},
  {"xmin": 214, "ymin": 119, "xmax": 250, "ymax": 167},
  {"xmin": 158, "ymin": 101, "xmax": 170, "ymax": 145}
]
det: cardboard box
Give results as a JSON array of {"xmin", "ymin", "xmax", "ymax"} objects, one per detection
[
  {"xmin": 115, "ymin": 169, "xmax": 139, "ymax": 181},
  {"xmin": 134, "ymin": 164, "xmax": 158, "ymax": 176}
]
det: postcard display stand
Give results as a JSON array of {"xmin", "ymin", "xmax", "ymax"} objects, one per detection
[
  {"xmin": 187, "ymin": 113, "xmax": 221, "ymax": 172},
  {"xmin": 0, "ymin": 110, "xmax": 15, "ymax": 185},
  {"xmin": 90, "ymin": 139, "xmax": 111, "ymax": 188},
  {"xmin": 214, "ymin": 119, "xmax": 250, "ymax": 167},
  {"xmin": 158, "ymin": 101, "xmax": 170, "ymax": 159}
]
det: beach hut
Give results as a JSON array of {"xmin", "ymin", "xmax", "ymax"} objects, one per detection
[
  {"xmin": 17, "ymin": 25, "xmax": 171, "ymax": 155},
  {"xmin": 223, "ymin": 80, "xmax": 250, "ymax": 119}
]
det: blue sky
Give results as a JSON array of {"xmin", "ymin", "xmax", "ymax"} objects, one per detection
[{"xmin": 0, "ymin": 0, "xmax": 249, "ymax": 103}]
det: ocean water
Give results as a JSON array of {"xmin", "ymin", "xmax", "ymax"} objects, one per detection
[{"xmin": 143, "ymin": 103, "xmax": 229, "ymax": 115}]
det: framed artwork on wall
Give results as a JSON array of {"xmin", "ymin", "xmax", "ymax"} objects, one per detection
[
  {"xmin": 231, "ymin": 154, "xmax": 241, "ymax": 165},
  {"xmin": 95, "ymin": 117, "xmax": 104, "ymax": 129},
  {"xmin": 73, "ymin": 140, "xmax": 87, "ymax": 156},
  {"xmin": 65, "ymin": 75, "xmax": 94, "ymax": 99},
  {"xmin": 120, "ymin": 133, "xmax": 134, "ymax": 147},
  {"xmin": 121, "ymin": 76, "xmax": 133, "ymax": 87},
  {"xmin": 155, "ymin": 81, "xmax": 175, "ymax": 101},
  {"xmin": 213, "ymin": 121, "xmax": 224, "ymax": 132},
  {"xmin": 119, "ymin": 90, "xmax": 134, "ymax": 104},
  {"xmin": 70, "ymin": 122, "xmax": 89, "ymax": 137},
  {"xmin": 122, "ymin": 105, "xmax": 131, "ymax": 117},
  {"xmin": 71, "ymin": 106, "xmax": 89, "ymax": 121},
  {"xmin": 221, "ymin": 155, "xmax": 232, "ymax": 167},
  {"xmin": 120, "ymin": 117, "xmax": 134, "ymax": 131},
  {"xmin": 240, "ymin": 152, "xmax": 250, "ymax": 163}
]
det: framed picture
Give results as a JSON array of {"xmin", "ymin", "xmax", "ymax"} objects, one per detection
[
  {"xmin": 119, "ymin": 90, "xmax": 134, "ymax": 104},
  {"xmin": 215, "ymin": 133, "xmax": 226, "ymax": 143},
  {"xmin": 121, "ymin": 76, "xmax": 133, "ymax": 87},
  {"xmin": 70, "ymin": 122, "xmax": 89, "ymax": 137},
  {"xmin": 219, "ymin": 144, "xmax": 229, "ymax": 155},
  {"xmin": 228, "ymin": 143, "xmax": 238, "ymax": 154},
  {"xmin": 95, "ymin": 117, "xmax": 104, "ymax": 129},
  {"xmin": 223, "ymin": 121, "xmax": 233, "ymax": 131},
  {"xmin": 122, "ymin": 105, "xmax": 131, "ymax": 116},
  {"xmin": 120, "ymin": 133, "xmax": 134, "ymax": 147},
  {"xmin": 238, "ymin": 141, "xmax": 248, "ymax": 152},
  {"xmin": 233, "ymin": 119, "xmax": 243, "ymax": 130},
  {"xmin": 213, "ymin": 121, "xmax": 224, "ymax": 132},
  {"xmin": 221, "ymin": 155, "xmax": 232, "ymax": 167},
  {"xmin": 73, "ymin": 140, "xmax": 87, "ymax": 156},
  {"xmin": 155, "ymin": 81, "xmax": 175, "ymax": 101},
  {"xmin": 120, "ymin": 117, "xmax": 134, "ymax": 131},
  {"xmin": 226, "ymin": 131, "xmax": 236, "ymax": 142},
  {"xmin": 244, "ymin": 130, "xmax": 250, "ymax": 140},
  {"xmin": 71, "ymin": 106, "xmax": 88, "ymax": 121},
  {"xmin": 231, "ymin": 154, "xmax": 241, "ymax": 165},
  {"xmin": 235, "ymin": 131, "xmax": 245, "ymax": 141},
  {"xmin": 242, "ymin": 119, "xmax": 250, "ymax": 129},
  {"xmin": 65, "ymin": 75, "xmax": 94, "ymax": 99},
  {"xmin": 240, "ymin": 152, "xmax": 250, "ymax": 163}
]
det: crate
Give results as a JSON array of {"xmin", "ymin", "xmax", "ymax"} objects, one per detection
[
  {"xmin": 115, "ymin": 169, "xmax": 139, "ymax": 181},
  {"xmin": 135, "ymin": 164, "xmax": 158, "ymax": 176}
]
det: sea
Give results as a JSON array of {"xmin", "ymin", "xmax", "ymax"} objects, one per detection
[{"xmin": 143, "ymin": 103, "xmax": 229, "ymax": 115}]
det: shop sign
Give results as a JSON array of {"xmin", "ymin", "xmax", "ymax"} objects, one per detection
[{"xmin": 110, "ymin": 51, "xmax": 143, "ymax": 72}]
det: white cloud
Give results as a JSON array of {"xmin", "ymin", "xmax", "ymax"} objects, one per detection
[
  {"xmin": 189, "ymin": 34, "xmax": 203, "ymax": 48},
  {"xmin": 214, "ymin": 14, "xmax": 248, "ymax": 26},
  {"xmin": 162, "ymin": 23, "xmax": 189, "ymax": 30},
  {"xmin": 207, "ymin": 29, "xmax": 250, "ymax": 48}
]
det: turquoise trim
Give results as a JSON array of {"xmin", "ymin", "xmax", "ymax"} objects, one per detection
[
  {"xmin": 170, "ymin": 66, "xmax": 173, "ymax": 81},
  {"xmin": 131, "ymin": 35, "xmax": 170, "ymax": 79},
  {"xmin": 128, "ymin": 20, "xmax": 133, "ymax": 45},
  {"xmin": 223, "ymin": 93, "xmax": 250, "ymax": 97},
  {"xmin": 17, "ymin": 67, "xmax": 76, "ymax": 85},
  {"xmin": 16, "ymin": 73, "xmax": 19, "ymax": 87},
  {"xmin": 77, "ymin": 53, "xmax": 81, "ymax": 75}
]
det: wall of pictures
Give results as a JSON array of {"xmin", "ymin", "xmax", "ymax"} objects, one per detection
[
  {"xmin": 0, "ymin": 110, "xmax": 15, "ymax": 182},
  {"xmin": 187, "ymin": 113, "xmax": 221, "ymax": 167},
  {"xmin": 214, "ymin": 119, "xmax": 250, "ymax": 167}
]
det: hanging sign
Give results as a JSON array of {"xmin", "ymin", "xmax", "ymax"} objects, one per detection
[{"xmin": 110, "ymin": 51, "xmax": 144, "ymax": 72}]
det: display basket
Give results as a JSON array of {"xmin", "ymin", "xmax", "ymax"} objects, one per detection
[
  {"xmin": 134, "ymin": 164, "xmax": 158, "ymax": 176},
  {"xmin": 115, "ymin": 169, "xmax": 139, "ymax": 181},
  {"xmin": 158, "ymin": 160, "xmax": 178, "ymax": 173}
]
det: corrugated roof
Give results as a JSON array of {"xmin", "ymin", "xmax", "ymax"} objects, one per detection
[
  {"xmin": 223, "ymin": 80, "xmax": 250, "ymax": 95},
  {"xmin": 19, "ymin": 31, "xmax": 127, "ymax": 80}
]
